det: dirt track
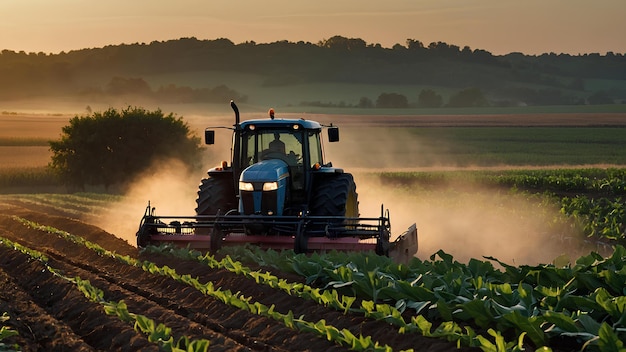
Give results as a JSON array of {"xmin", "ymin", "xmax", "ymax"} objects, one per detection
[{"xmin": 0, "ymin": 201, "xmax": 475, "ymax": 352}]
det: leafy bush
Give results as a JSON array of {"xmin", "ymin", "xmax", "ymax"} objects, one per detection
[{"xmin": 49, "ymin": 107, "xmax": 203, "ymax": 190}]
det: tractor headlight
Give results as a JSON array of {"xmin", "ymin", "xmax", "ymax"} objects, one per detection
[
  {"xmin": 263, "ymin": 182, "xmax": 278, "ymax": 191},
  {"xmin": 239, "ymin": 181, "xmax": 254, "ymax": 192}
]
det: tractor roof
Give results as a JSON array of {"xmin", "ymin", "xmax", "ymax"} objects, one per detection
[{"xmin": 240, "ymin": 118, "xmax": 322, "ymax": 131}]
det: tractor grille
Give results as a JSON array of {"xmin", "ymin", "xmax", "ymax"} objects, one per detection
[
  {"xmin": 261, "ymin": 190, "xmax": 278, "ymax": 215},
  {"xmin": 241, "ymin": 191, "xmax": 254, "ymax": 214},
  {"xmin": 240, "ymin": 190, "xmax": 278, "ymax": 215}
]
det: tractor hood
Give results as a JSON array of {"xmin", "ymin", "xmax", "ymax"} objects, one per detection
[
  {"xmin": 240, "ymin": 159, "xmax": 289, "ymax": 183},
  {"xmin": 239, "ymin": 159, "xmax": 290, "ymax": 216}
]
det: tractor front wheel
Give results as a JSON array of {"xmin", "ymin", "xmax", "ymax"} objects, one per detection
[
  {"xmin": 310, "ymin": 173, "xmax": 359, "ymax": 218},
  {"xmin": 195, "ymin": 175, "xmax": 237, "ymax": 216}
]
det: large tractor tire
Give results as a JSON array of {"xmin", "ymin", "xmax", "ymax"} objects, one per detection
[
  {"xmin": 300, "ymin": 173, "xmax": 359, "ymax": 254},
  {"xmin": 195, "ymin": 176, "xmax": 236, "ymax": 246},
  {"xmin": 310, "ymin": 173, "xmax": 359, "ymax": 218},
  {"xmin": 195, "ymin": 176, "xmax": 237, "ymax": 216}
]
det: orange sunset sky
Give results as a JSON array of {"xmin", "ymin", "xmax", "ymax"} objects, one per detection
[{"xmin": 1, "ymin": 0, "xmax": 624, "ymax": 56}]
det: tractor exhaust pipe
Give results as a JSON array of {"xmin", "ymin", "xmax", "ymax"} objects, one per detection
[
  {"xmin": 231, "ymin": 100, "xmax": 240, "ymax": 126},
  {"xmin": 230, "ymin": 100, "xmax": 242, "ymax": 186}
]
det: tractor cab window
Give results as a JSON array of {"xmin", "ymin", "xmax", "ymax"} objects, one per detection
[
  {"xmin": 242, "ymin": 130, "xmax": 304, "ymax": 168},
  {"xmin": 308, "ymin": 131, "xmax": 323, "ymax": 167}
]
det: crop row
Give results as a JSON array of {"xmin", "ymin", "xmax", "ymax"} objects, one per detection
[
  {"xmin": 0, "ymin": 192, "xmax": 117, "ymax": 218},
  {"xmin": 375, "ymin": 168, "xmax": 626, "ymax": 244},
  {"xmin": 485, "ymin": 168, "xmax": 626, "ymax": 195},
  {"xmin": 0, "ymin": 167, "xmax": 60, "ymax": 189},
  {"xmin": 0, "ymin": 235, "xmax": 210, "ymax": 352},
  {"xmin": 493, "ymin": 170, "xmax": 626, "ymax": 244},
  {"xmin": 16, "ymin": 214, "xmax": 626, "ymax": 351},
  {"xmin": 0, "ymin": 312, "xmax": 18, "ymax": 351},
  {"xmin": 20, "ymin": 215, "xmax": 559, "ymax": 351},
  {"xmin": 13, "ymin": 217, "xmax": 397, "ymax": 352},
  {"xmin": 377, "ymin": 168, "xmax": 626, "ymax": 194},
  {"xmin": 221, "ymin": 244, "xmax": 626, "ymax": 352},
  {"xmin": 560, "ymin": 196, "xmax": 625, "ymax": 242},
  {"xmin": 145, "ymin": 244, "xmax": 537, "ymax": 351},
  {"xmin": 12, "ymin": 213, "xmax": 521, "ymax": 351}
]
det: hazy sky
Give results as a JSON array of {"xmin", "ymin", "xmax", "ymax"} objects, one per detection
[{"xmin": 1, "ymin": 0, "xmax": 624, "ymax": 55}]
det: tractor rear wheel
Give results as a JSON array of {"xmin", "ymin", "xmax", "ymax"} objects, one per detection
[
  {"xmin": 310, "ymin": 173, "xmax": 359, "ymax": 217},
  {"xmin": 196, "ymin": 176, "xmax": 236, "ymax": 244},
  {"xmin": 195, "ymin": 176, "xmax": 237, "ymax": 216}
]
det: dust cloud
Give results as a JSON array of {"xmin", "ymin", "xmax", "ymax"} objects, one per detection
[
  {"xmin": 92, "ymin": 159, "xmax": 204, "ymax": 246},
  {"xmin": 326, "ymin": 124, "xmax": 591, "ymax": 266},
  {"xmin": 324, "ymin": 126, "xmax": 442, "ymax": 170},
  {"xmin": 354, "ymin": 175, "xmax": 593, "ymax": 266}
]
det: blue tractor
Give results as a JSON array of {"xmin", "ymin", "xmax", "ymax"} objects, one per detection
[{"xmin": 137, "ymin": 102, "xmax": 417, "ymax": 263}]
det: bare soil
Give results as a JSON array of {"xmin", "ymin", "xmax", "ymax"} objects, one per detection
[{"xmin": 0, "ymin": 201, "xmax": 476, "ymax": 352}]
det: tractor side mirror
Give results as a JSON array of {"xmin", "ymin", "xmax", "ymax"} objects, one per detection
[
  {"xmin": 328, "ymin": 127, "xmax": 339, "ymax": 142},
  {"xmin": 205, "ymin": 130, "xmax": 215, "ymax": 145}
]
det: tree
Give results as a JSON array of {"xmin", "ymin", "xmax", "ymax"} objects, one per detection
[
  {"xmin": 428, "ymin": 41, "xmax": 461, "ymax": 57},
  {"xmin": 447, "ymin": 87, "xmax": 489, "ymax": 107},
  {"xmin": 417, "ymin": 89, "xmax": 443, "ymax": 108},
  {"xmin": 318, "ymin": 36, "xmax": 367, "ymax": 51},
  {"xmin": 376, "ymin": 93, "xmax": 409, "ymax": 108},
  {"xmin": 357, "ymin": 96, "xmax": 374, "ymax": 108},
  {"xmin": 49, "ymin": 107, "xmax": 203, "ymax": 190},
  {"xmin": 406, "ymin": 39, "xmax": 425, "ymax": 50}
]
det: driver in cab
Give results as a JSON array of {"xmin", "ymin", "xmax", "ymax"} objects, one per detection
[{"xmin": 269, "ymin": 133, "xmax": 285, "ymax": 154}]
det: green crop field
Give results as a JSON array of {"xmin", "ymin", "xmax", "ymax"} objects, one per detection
[{"xmin": 328, "ymin": 126, "xmax": 626, "ymax": 169}]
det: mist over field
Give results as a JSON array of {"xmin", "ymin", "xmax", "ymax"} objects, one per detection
[
  {"xmin": 92, "ymin": 159, "xmax": 203, "ymax": 245},
  {"xmin": 324, "ymin": 126, "xmax": 592, "ymax": 265},
  {"xmin": 354, "ymin": 176, "xmax": 591, "ymax": 265}
]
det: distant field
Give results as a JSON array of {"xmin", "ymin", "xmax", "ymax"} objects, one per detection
[
  {"xmin": 330, "ymin": 125, "xmax": 626, "ymax": 169},
  {"xmin": 0, "ymin": 113, "xmax": 70, "ymax": 139},
  {"xmin": 322, "ymin": 113, "xmax": 626, "ymax": 169},
  {"xmin": 1, "ymin": 111, "xmax": 626, "ymax": 173},
  {"xmin": 0, "ymin": 114, "xmax": 67, "ymax": 171}
]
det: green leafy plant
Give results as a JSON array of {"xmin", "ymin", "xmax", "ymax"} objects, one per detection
[{"xmin": 0, "ymin": 312, "xmax": 19, "ymax": 352}]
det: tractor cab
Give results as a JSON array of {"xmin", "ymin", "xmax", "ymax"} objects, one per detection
[
  {"xmin": 203, "ymin": 107, "xmax": 340, "ymax": 217},
  {"xmin": 236, "ymin": 117, "xmax": 336, "ymax": 215},
  {"xmin": 240, "ymin": 120, "xmax": 324, "ymax": 190}
]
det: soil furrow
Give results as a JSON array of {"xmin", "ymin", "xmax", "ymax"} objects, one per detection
[
  {"xmin": 0, "ymin": 211, "xmax": 348, "ymax": 351},
  {"xmin": 0, "ymin": 203, "xmax": 472, "ymax": 352},
  {"xmin": 0, "ymin": 246, "xmax": 157, "ymax": 352}
]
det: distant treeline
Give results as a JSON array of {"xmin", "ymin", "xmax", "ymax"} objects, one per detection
[
  {"xmin": 298, "ymin": 88, "xmax": 493, "ymax": 109},
  {"xmin": 1, "ymin": 36, "xmax": 625, "ymax": 106}
]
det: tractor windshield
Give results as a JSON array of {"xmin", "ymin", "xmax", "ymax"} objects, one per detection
[
  {"xmin": 242, "ymin": 129, "xmax": 304, "ymax": 168},
  {"xmin": 240, "ymin": 127, "xmax": 324, "ymax": 192}
]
